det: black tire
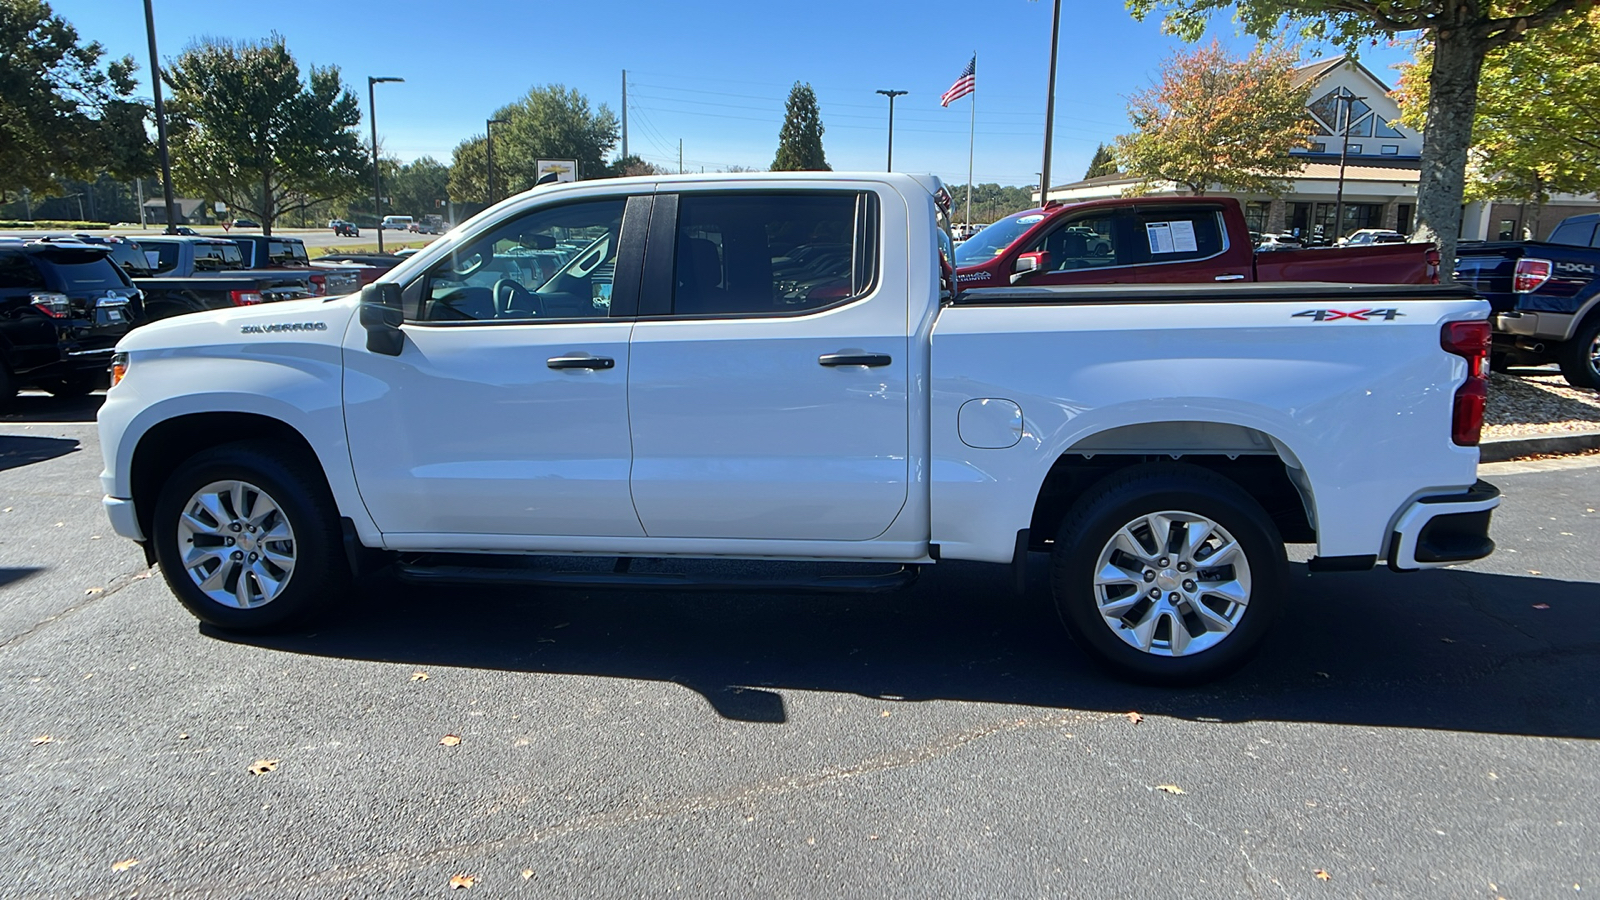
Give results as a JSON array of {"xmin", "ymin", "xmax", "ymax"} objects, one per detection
[
  {"xmin": 151, "ymin": 441, "xmax": 347, "ymax": 631},
  {"xmin": 37, "ymin": 373, "xmax": 101, "ymax": 397},
  {"xmin": 1049, "ymin": 462, "xmax": 1287, "ymax": 685},
  {"xmin": 1557, "ymin": 315, "xmax": 1600, "ymax": 390},
  {"xmin": 0, "ymin": 364, "xmax": 16, "ymax": 411}
]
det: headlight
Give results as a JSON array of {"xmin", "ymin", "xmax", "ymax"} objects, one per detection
[{"xmin": 111, "ymin": 352, "xmax": 129, "ymax": 388}]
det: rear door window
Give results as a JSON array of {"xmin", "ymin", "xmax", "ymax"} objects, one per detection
[
  {"xmin": 1126, "ymin": 206, "xmax": 1228, "ymax": 264},
  {"xmin": 1549, "ymin": 220, "xmax": 1597, "ymax": 248},
  {"xmin": 194, "ymin": 242, "xmax": 245, "ymax": 271},
  {"xmin": 667, "ymin": 191, "xmax": 876, "ymax": 317},
  {"xmin": 268, "ymin": 239, "xmax": 310, "ymax": 266},
  {"xmin": 0, "ymin": 251, "xmax": 46, "ymax": 289}
]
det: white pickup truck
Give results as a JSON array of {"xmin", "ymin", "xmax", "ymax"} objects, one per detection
[{"xmin": 97, "ymin": 172, "xmax": 1500, "ymax": 684}]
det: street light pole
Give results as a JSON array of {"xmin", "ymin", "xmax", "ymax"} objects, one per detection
[
  {"xmin": 142, "ymin": 0, "xmax": 178, "ymax": 234},
  {"xmin": 1332, "ymin": 92, "xmax": 1366, "ymax": 245},
  {"xmin": 486, "ymin": 118, "xmax": 508, "ymax": 207},
  {"xmin": 1039, "ymin": 0, "xmax": 1062, "ymax": 208},
  {"xmin": 875, "ymin": 89, "xmax": 907, "ymax": 172},
  {"xmin": 368, "ymin": 75, "xmax": 404, "ymax": 252}
]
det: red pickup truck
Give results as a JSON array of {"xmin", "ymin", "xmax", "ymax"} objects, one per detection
[{"xmin": 954, "ymin": 196, "xmax": 1439, "ymax": 287}]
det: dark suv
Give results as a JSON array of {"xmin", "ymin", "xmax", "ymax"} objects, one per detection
[{"xmin": 0, "ymin": 239, "xmax": 142, "ymax": 406}]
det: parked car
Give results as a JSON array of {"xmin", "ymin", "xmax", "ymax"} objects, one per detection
[
  {"xmin": 0, "ymin": 238, "xmax": 140, "ymax": 404},
  {"xmin": 173, "ymin": 226, "xmax": 199, "ymax": 236},
  {"xmin": 331, "ymin": 220, "xmax": 359, "ymax": 237},
  {"xmin": 227, "ymin": 235, "xmax": 362, "ymax": 297},
  {"xmin": 380, "ymin": 215, "xmax": 413, "ymax": 231},
  {"xmin": 99, "ymin": 172, "xmax": 1498, "ymax": 686},
  {"xmin": 311, "ymin": 253, "xmax": 406, "ymax": 287},
  {"xmin": 1456, "ymin": 212, "xmax": 1600, "ymax": 388},
  {"xmin": 54, "ymin": 234, "xmax": 301, "ymax": 323},
  {"xmin": 1339, "ymin": 229, "xmax": 1407, "ymax": 246},
  {"xmin": 230, "ymin": 219, "xmax": 259, "ymax": 230},
  {"xmin": 413, "ymin": 215, "xmax": 448, "ymax": 235},
  {"xmin": 1255, "ymin": 233, "xmax": 1304, "ymax": 251},
  {"xmin": 954, "ymin": 198, "xmax": 1437, "ymax": 286}
]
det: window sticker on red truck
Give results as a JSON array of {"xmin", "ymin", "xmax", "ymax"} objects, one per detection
[{"xmin": 1292, "ymin": 308, "xmax": 1405, "ymax": 321}]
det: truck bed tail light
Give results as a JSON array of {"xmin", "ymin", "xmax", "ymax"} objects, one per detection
[
  {"xmin": 229, "ymin": 289, "xmax": 264, "ymax": 306},
  {"xmin": 1441, "ymin": 320, "xmax": 1491, "ymax": 446},
  {"xmin": 1424, "ymin": 248, "xmax": 1440, "ymax": 284},
  {"xmin": 1513, "ymin": 258, "xmax": 1552, "ymax": 293},
  {"xmin": 309, "ymin": 273, "xmax": 327, "ymax": 296},
  {"xmin": 30, "ymin": 292, "xmax": 71, "ymax": 318}
]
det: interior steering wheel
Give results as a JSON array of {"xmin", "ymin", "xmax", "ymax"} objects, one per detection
[{"xmin": 492, "ymin": 278, "xmax": 545, "ymax": 318}]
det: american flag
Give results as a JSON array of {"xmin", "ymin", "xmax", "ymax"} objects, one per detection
[{"xmin": 940, "ymin": 56, "xmax": 975, "ymax": 107}]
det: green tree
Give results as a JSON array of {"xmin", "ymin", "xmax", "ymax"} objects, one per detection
[
  {"xmin": 1085, "ymin": 143, "xmax": 1119, "ymax": 179},
  {"xmin": 447, "ymin": 136, "xmax": 488, "ymax": 205},
  {"xmin": 1114, "ymin": 40, "xmax": 1313, "ymax": 195},
  {"xmin": 0, "ymin": 0, "xmax": 152, "ymax": 198},
  {"xmin": 1396, "ymin": 10, "xmax": 1600, "ymax": 237},
  {"xmin": 771, "ymin": 82, "xmax": 830, "ymax": 171},
  {"xmin": 1127, "ymin": 0, "xmax": 1595, "ymax": 269},
  {"xmin": 163, "ymin": 36, "xmax": 366, "ymax": 235},
  {"xmin": 486, "ymin": 85, "xmax": 620, "ymax": 195},
  {"xmin": 606, "ymin": 154, "xmax": 667, "ymax": 177},
  {"xmin": 389, "ymin": 156, "xmax": 450, "ymax": 217}
]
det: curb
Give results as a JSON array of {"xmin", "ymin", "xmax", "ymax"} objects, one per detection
[{"xmin": 1480, "ymin": 430, "xmax": 1600, "ymax": 463}]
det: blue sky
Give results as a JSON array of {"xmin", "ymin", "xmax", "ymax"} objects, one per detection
[{"xmin": 57, "ymin": 0, "xmax": 1413, "ymax": 188}]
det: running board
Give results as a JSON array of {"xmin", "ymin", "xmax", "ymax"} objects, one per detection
[{"xmin": 392, "ymin": 558, "xmax": 921, "ymax": 594}]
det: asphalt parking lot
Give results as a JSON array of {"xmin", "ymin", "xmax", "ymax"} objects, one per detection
[{"xmin": 2, "ymin": 394, "xmax": 1597, "ymax": 898}]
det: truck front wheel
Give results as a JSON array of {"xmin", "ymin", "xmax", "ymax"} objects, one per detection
[
  {"xmin": 151, "ymin": 442, "xmax": 347, "ymax": 632},
  {"xmin": 1557, "ymin": 315, "xmax": 1600, "ymax": 390},
  {"xmin": 1049, "ymin": 463, "xmax": 1287, "ymax": 685}
]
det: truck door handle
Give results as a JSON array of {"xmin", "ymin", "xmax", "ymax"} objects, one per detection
[
  {"xmin": 818, "ymin": 352, "xmax": 892, "ymax": 368},
  {"xmin": 546, "ymin": 354, "xmax": 614, "ymax": 370},
  {"xmin": 1214, "ymin": 273, "xmax": 1247, "ymax": 281}
]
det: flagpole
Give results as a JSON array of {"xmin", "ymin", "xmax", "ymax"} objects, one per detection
[{"xmin": 965, "ymin": 52, "xmax": 975, "ymax": 226}]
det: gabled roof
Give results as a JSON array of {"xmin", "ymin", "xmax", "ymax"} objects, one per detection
[{"xmin": 1292, "ymin": 55, "xmax": 1397, "ymax": 94}]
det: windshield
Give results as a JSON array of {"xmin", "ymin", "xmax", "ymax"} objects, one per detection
[
  {"xmin": 954, "ymin": 209, "xmax": 1050, "ymax": 266},
  {"xmin": 193, "ymin": 242, "xmax": 246, "ymax": 271}
]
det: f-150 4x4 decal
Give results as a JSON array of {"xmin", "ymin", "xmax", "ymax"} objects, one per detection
[{"xmin": 1292, "ymin": 308, "xmax": 1405, "ymax": 322}]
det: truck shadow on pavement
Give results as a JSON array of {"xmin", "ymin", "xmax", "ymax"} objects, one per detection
[
  {"xmin": 218, "ymin": 560, "xmax": 1600, "ymax": 738},
  {"xmin": 0, "ymin": 392, "xmax": 103, "ymax": 424},
  {"xmin": 0, "ymin": 435, "xmax": 79, "ymax": 471}
]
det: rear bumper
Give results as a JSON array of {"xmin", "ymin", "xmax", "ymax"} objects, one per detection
[
  {"xmin": 1493, "ymin": 310, "xmax": 1575, "ymax": 341},
  {"xmin": 1388, "ymin": 480, "xmax": 1500, "ymax": 572}
]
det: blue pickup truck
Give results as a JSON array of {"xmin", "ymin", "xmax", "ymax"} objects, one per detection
[{"xmin": 1456, "ymin": 213, "xmax": 1600, "ymax": 389}]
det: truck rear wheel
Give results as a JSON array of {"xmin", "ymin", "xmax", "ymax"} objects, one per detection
[
  {"xmin": 151, "ymin": 441, "xmax": 347, "ymax": 632},
  {"xmin": 1049, "ymin": 463, "xmax": 1287, "ymax": 685},
  {"xmin": 1557, "ymin": 316, "xmax": 1600, "ymax": 390}
]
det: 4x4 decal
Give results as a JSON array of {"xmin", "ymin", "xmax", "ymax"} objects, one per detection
[{"xmin": 1292, "ymin": 308, "xmax": 1405, "ymax": 322}]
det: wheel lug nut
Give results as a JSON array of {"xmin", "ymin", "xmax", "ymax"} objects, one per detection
[
  {"xmin": 1169, "ymin": 592, "xmax": 1181, "ymax": 603},
  {"xmin": 1143, "ymin": 570, "xmax": 1155, "ymax": 583},
  {"xmin": 226, "ymin": 537, "xmax": 235, "ymax": 546},
  {"xmin": 1183, "ymin": 580, "xmax": 1196, "ymax": 592},
  {"xmin": 1177, "ymin": 561, "xmax": 1190, "ymax": 572},
  {"xmin": 1157, "ymin": 557, "xmax": 1170, "ymax": 567},
  {"xmin": 1148, "ymin": 588, "xmax": 1161, "ymax": 599},
  {"xmin": 230, "ymin": 523, "xmax": 241, "ymax": 532},
  {"xmin": 231, "ymin": 551, "xmax": 243, "ymax": 560},
  {"xmin": 248, "ymin": 552, "xmax": 257, "ymax": 561}
]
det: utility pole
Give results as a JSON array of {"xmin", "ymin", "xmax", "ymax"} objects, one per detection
[
  {"xmin": 678, "ymin": 139, "xmax": 683, "ymax": 175},
  {"xmin": 142, "ymin": 0, "xmax": 178, "ymax": 234},
  {"xmin": 1039, "ymin": 0, "xmax": 1062, "ymax": 208},
  {"xmin": 368, "ymin": 75, "xmax": 404, "ymax": 251},
  {"xmin": 1333, "ymin": 92, "xmax": 1366, "ymax": 246},
  {"xmin": 876, "ymin": 89, "xmax": 907, "ymax": 171},
  {"xmin": 136, "ymin": 178, "xmax": 146, "ymax": 228},
  {"xmin": 621, "ymin": 69, "xmax": 628, "ymax": 160}
]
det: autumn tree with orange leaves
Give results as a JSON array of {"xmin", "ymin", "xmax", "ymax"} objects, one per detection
[{"xmin": 1115, "ymin": 41, "xmax": 1314, "ymax": 196}]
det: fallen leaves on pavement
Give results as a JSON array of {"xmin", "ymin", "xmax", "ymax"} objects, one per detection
[
  {"xmin": 521, "ymin": 869, "xmax": 535, "ymax": 880},
  {"xmin": 30, "ymin": 735, "xmax": 53, "ymax": 746},
  {"xmin": 248, "ymin": 759, "xmax": 279, "ymax": 775},
  {"xmin": 1125, "ymin": 711, "xmax": 1144, "ymax": 724},
  {"xmin": 410, "ymin": 671, "xmax": 429, "ymax": 682},
  {"xmin": 111, "ymin": 858, "xmax": 140, "ymax": 872},
  {"xmin": 1313, "ymin": 869, "xmax": 1332, "ymax": 881},
  {"xmin": 84, "ymin": 587, "xmax": 103, "ymax": 595},
  {"xmin": 1155, "ymin": 784, "xmax": 1185, "ymax": 795},
  {"xmin": 449, "ymin": 874, "xmax": 476, "ymax": 889},
  {"xmin": 440, "ymin": 734, "xmax": 462, "ymax": 747}
]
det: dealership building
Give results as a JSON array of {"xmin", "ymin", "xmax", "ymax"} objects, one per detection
[{"xmin": 1043, "ymin": 57, "xmax": 1600, "ymax": 242}]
